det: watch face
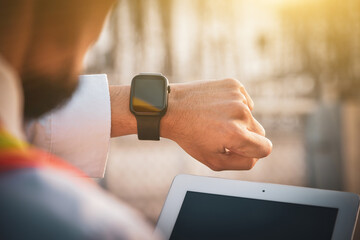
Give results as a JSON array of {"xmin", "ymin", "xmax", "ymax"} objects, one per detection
[{"xmin": 131, "ymin": 75, "xmax": 167, "ymax": 113}]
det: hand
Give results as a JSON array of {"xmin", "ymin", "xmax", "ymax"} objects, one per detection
[{"xmin": 161, "ymin": 78, "xmax": 272, "ymax": 171}]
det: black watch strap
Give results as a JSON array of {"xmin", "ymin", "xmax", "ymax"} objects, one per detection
[{"xmin": 135, "ymin": 115, "xmax": 161, "ymax": 140}]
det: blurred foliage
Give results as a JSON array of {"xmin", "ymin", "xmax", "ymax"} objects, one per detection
[
  {"xmin": 280, "ymin": 0, "xmax": 360, "ymax": 101},
  {"xmin": 89, "ymin": 0, "xmax": 360, "ymax": 100},
  {"xmin": 127, "ymin": 0, "xmax": 173, "ymax": 75},
  {"xmin": 108, "ymin": 0, "xmax": 241, "ymax": 79}
]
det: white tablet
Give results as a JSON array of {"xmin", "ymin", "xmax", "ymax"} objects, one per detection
[{"xmin": 155, "ymin": 174, "xmax": 359, "ymax": 240}]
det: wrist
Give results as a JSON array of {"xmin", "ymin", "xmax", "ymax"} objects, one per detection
[
  {"xmin": 160, "ymin": 83, "xmax": 183, "ymax": 140},
  {"xmin": 109, "ymin": 85, "xmax": 137, "ymax": 137},
  {"xmin": 110, "ymin": 83, "xmax": 182, "ymax": 140}
]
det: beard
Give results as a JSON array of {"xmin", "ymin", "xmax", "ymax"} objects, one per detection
[{"xmin": 21, "ymin": 67, "xmax": 79, "ymax": 121}]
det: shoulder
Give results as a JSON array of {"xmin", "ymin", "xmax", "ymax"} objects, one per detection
[{"xmin": 0, "ymin": 168, "xmax": 156, "ymax": 240}]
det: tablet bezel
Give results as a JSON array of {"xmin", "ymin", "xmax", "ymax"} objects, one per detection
[{"xmin": 155, "ymin": 174, "xmax": 359, "ymax": 240}]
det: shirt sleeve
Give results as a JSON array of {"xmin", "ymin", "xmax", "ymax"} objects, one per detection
[{"xmin": 25, "ymin": 74, "xmax": 111, "ymax": 178}]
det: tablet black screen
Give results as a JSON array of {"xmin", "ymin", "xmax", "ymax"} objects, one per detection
[{"xmin": 170, "ymin": 191, "xmax": 338, "ymax": 240}]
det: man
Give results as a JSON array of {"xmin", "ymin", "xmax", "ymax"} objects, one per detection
[{"xmin": 0, "ymin": 0, "xmax": 272, "ymax": 239}]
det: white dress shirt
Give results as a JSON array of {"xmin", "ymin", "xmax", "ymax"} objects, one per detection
[
  {"xmin": 26, "ymin": 74, "xmax": 111, "ymax": 178},
  {"xmin": 0, "ymin": 55, "xmax": 110, "ymax": 178}
]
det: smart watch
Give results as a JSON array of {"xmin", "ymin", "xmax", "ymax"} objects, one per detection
[{"xmin": 129, "ymin": 73, "xmax": 170, "ymax": 140}]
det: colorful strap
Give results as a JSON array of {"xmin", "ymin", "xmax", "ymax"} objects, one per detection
[{"xmin": 0, "ymin": 127, "xmax": 88, "ymax": 178}]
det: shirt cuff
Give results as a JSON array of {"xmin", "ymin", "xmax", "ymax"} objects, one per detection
[{"xmin": 26, "ymin": 74, "xmax": 111, "ymax": 178}]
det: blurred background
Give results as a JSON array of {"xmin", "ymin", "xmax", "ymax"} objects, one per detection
[{"xmin": 83, "ymin": 0, "xmax": 360, "ymax": 224}]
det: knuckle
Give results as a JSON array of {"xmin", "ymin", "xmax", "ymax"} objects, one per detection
[
  {"xmin": 260, "ymin": 126, "xmax": 266, "ymax": 136},
  {"xmin": 238, "ymin": 84, "xmax": 245, "ymax": 92},
  {"xmin": 229, "ymin": 100, "xmax": 249, "ymax": 114},
  {"xmin": 224, "ymin": 78, "xmax": 240, "ymax": 87},
  {"xmin": 242, "ymin": 103, "xmax": 252, "ymax": 115},
  {"xmin": 229, "ymin": 90, "xmax": 242, "ymax": 99},
  {"xmin": 236, "ymin": 103, "xmax": 252, "ymax": 120},
  {"xmin": 252, "ymin": 119, "xmax": 266, "ymax": 136},
  {"xmin": 261, "ymin": 139, "xmax": 273, "ymax": 157},
  {"xmin": 222, "ymin": 78, "xmax": 247, "ymax": 94},
  {"xmin": 257, "ymin": 128, "xmax": 266, "ymax": 137},
  {"xmin": 228, "ymin": 101, "xmax": 245, "ymax": 112},
  {"xmin": 231, "ymin": 91, "xmax": 247, "ymax": 104}
]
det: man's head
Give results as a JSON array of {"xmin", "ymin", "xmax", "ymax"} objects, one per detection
[{"xmin": 0, "ymin": 0, "xmax": 115, "ymax": 120}]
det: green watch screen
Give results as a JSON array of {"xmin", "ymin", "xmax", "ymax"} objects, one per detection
[{"xmin": 132, "ymin": 78, "xmax": 166, "ymax": 112}]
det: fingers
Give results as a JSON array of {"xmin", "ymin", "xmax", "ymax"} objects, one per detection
[
  {"xmin": 209, "ymin": 131, "xmax": 271, "ymax": 171},
  {"xmin": 239, "ymin": 85, "xmax": 254, "ymax": 111},
  {"xmin": 227, "ymin": 129, "xmax": 272, "ymax": 159},
  {"xmin": 247, "ymin": 117, "xmax": 266, "ymax": 136},
  {"xmin": 232, "ymin": 103, "xmax": 265, "ymax": 137},
  {"xmin": 222, "ymin": 78, "xmax": 253, "ymax": 110},
  {"xmin": 224, "ymin": 79, "xmax": 270, "ymax": 160}
]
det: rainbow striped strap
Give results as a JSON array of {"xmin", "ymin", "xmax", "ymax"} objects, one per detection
[{"xmin": 0, "ymin": 127, "xmax": 88, "ymax": 178}]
